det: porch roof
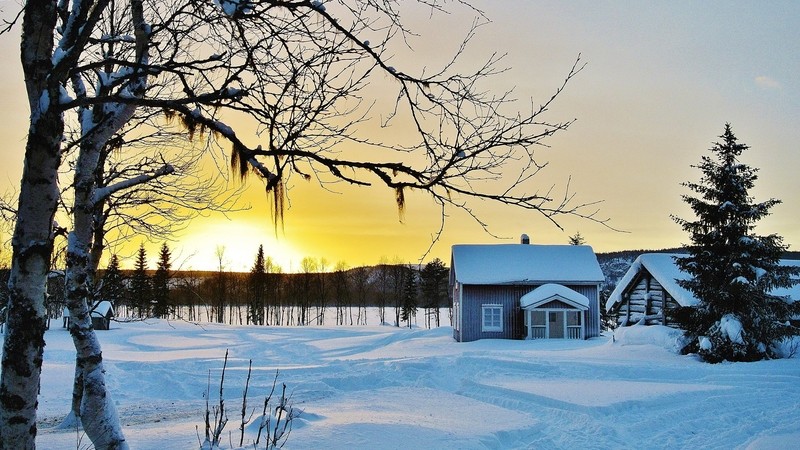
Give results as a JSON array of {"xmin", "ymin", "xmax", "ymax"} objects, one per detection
[{"xmin": 520, "ymin": 283, "xmax": 589, "ymax": 310}]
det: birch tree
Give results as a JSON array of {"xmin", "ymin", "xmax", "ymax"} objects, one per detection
[
  {"xmin": 1, "ymin": 1, "xmax": 88, "ymax": 446},
  {"xmin": 2, "ymin": 1, "xmax": 602, "ymax": 448}
]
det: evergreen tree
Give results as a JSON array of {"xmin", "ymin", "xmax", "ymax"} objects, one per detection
[
  {"xmin": 129, "ymin": 244, "xmax": 152, "ymax": 318},
  {"xmin": 248, "ymin": 245, "xmax": 267, "ymax": 325},
  {"xmin": 419, "ymin": 258, "xmax": 449, "ymax": 328},
  {"xmin": 672, "ymin": 124, "xmax": 799, "ymax": 362},
  {"xmin": 152, "ymin": 243, "xmax": 172, "ymax": 318},
  {"xmin": 401, "ymin": 266, "xmax": 418, "ymax": 329},
  {"xmin": 568, "ymin": 231, "xmax": 586, "ymax": 245},
  {"xmin": 100, "ymin": 254, "xmax": 125, "ymax": 306}
]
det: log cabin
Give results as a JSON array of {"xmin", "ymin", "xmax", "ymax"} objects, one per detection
[{"xmin": 606, "ymin": 253, "xmax": 800, "ymax": 327}]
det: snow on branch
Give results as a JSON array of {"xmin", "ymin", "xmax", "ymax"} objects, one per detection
[{"xmin": 92, "ymin": 163, "xmax": 175, "ymax": 205}]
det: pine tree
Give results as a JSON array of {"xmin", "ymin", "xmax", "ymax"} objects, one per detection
[
  {"xmin": 248, "ymin": 245, "xmax": 267, "ymax": 325},
  {"xmin": 419, "ymin": 258, "xmax": 449, "ymax": 328},
  {"xmin": 568, "ymin": 231, "xmax": 586, "ymax": 246},
  {"xmin": 401, "ymin": 266, "xmax": 418, "ymax": 329},
  {"xmin": 672, "ymin": 124, "xmax": 799, "ymax": 362},
  {"xmin": 130, "ymin": 244, "xmax": 152, "ymax": 318},
  {"xmin": 100, "ymin": 254, "xmax": 125, "ymax": 307},
  {"xmin": 152, "ymin": 243, "xmax": 172, "ymax": 318}
]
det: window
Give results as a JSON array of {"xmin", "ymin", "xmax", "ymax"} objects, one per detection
[
  {"xmin": 531, "ymin": 311, "xmax": 546, "ymax": 326},
  {"xmin": 481, "ymin": 305, "xmax": 503, "ymax": 332},
  {"xmin": 567, "ymin": 310, "xmax": 581, "ymax": 326}
]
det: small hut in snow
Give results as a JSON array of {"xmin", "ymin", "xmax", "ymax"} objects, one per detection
[
  {"xmin": 449, "ymin": 238, "xmax": 605, "ymax": 342},
  {"xmin": 62, "ymin": 300, "xmax": 115, "ymax": 330},
  {"xmin": 607, "ymin": 253, "xmax": 800, "ymax": 328}
]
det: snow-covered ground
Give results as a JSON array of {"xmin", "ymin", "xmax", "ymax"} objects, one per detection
[{"xmin": 30, "ymin": 318, "xmax": 800, "ymax": 449}]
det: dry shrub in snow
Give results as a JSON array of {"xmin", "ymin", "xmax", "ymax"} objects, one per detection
[{"xmin": 200, "ymin": 350, "xmax": 297, "ymax": 450}]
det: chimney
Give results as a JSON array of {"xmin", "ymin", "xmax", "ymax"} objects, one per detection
[{"xmin": 520, "ymin": 233, "xmax": 530, "ymax": 245}]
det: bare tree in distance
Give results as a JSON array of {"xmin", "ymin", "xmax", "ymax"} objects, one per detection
[
  {"xmin": 214, "ymin": 245, "xmax": 228, "ymax": 324},
  {"xmin": 2, "ymin": 1, "xmax": 606, "ymax": 448},
  {"xmin": 332, "ymin": 260, "xmax": 351, "ymax": 326}
]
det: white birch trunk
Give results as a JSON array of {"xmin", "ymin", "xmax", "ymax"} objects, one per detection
[
  {"xmin": 63, "ymin": 134, "xmax": 130, "ymax": 449},
  {"xmin": 0, "ymin": 116, "xmax": 62, "ymax": 449},
  {"xmin": 59, "ymin": 1, "xmax": 148, "ymax": 447},
  {"xmin": 0, "ymin": 2, "xmax": 62, "ymax": 448}
]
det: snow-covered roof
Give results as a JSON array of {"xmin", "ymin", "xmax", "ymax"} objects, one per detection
[
  {"xmin": 451, "ymin": 244, "xmax": 605, "ymax": 285},
  {"xmin": 92, "ymin": 300, "xmax": 114, "ymax": 317},
  {"xmin": 606, "ymin": 254, "xmax": 695, "ymax": 311},
  {"xmin": 64, "ymin": 300, "xmax": 115, "ymax": 318},
  {"xmin": 606, "ymin": 254, "xmax": 800, "ymax": 310},
  {"xmin": 520, "ymin": 283, "xmax": 589, "ymax": 310}
]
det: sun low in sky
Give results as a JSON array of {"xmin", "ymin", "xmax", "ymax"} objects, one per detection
[{"xmin": 1, "ymin": 1, "xmax": 798, "ymax": 272}]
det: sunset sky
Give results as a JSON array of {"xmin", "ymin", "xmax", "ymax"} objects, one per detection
[{"xmin": 1, "ymin": 1, "xmax": 798, "ymax": 272}]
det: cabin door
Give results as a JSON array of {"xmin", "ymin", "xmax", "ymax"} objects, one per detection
[{"xmin": 548, "ymin": 311, "xmax": 564, "ymax": 338}]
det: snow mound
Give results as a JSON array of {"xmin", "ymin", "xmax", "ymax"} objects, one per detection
[
  {"xmin": 720, "ymin": 314, "xmax": 744, "ymax": 344},
  {"xmin": 612, "ymin": 324, "xmax": 687, "ymax": 353}
]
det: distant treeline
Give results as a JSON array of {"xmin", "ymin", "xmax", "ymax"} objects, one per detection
[
  {"xmin": 3, "ymin": 246, "xmax": 798, "ymax": 330},
  {"xmin": 17, "ymin": 249, "xmax": 451, "ymax": 330}
]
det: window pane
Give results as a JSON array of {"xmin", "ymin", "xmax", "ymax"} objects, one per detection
[
  {"xmin": 482, "ymin": 305, "xmax": 502, "ymax": 332},
  {"xmin": 567, "ymin": 311, "xmax": 581, "ymax": 326},
  {"xmin": 532, "ymin": 311, "xmax": 545, "ymax": 326}
]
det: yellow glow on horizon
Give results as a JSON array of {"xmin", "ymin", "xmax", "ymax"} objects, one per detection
[{"xmin": 171, "ymin": 219, "xmax": 302, "ymax": 273}]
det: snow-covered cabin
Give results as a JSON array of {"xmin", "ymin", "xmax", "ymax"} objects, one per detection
[
  {"xmin": 449, "ymin": 239, "xmax": 605, "ymax": 342},
  {"xmin": 607, "ymin": 253, "xmax": 800, "ymax": 327},
  {"xmin": 62, "ymin": 300, "xmax": 115, "ymax": 330}
]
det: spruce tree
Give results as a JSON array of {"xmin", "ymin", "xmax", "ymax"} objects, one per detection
[
  {"xmin": 672, "ymin": 124, "xmax": 799, "ymax": 362},
  {"xmin": 100, "ymin": 254, "xmax": 125, "ymax": 307},
  {"xmin": 568, "ymin": 231, "xmax": 586, "ymax": 245},
  {"xmin": 419, "ymin": 258, "xmax": 449, "ymax": 328},
  {"xmin": 152, "ymin": 243, "xmax": 172, "ymax": 318},
  {"xmin": 401, "ymin": 266, "xmax": 418, "ymax": 329},
  {"xmin": 130, "ymin": 244, "xmax": 152, "ymax": 318},
  {"xmin": 248, "ymin": 245, "xmax": 267, "ymax": 325}
]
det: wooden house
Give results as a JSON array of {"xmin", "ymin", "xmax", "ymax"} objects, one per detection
[
  {"xmin": 62, "ymin": 300, "xmax": 115, "ymax": 330},
  {"xmin": 449, "ymin": 240, "xmax": 605, "ymax": 342},
  {"xmin": 607, "ymin": 253, "xmax": 800, "ymax": 327}
]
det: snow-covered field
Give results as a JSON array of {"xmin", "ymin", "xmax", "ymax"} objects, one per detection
[{"xmin": 32, "ymin": 319, "xmax": 800, "ymax": 449}]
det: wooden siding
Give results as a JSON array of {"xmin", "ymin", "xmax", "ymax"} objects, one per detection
[
  {"xmin": 459, "ymin": 285, "xmax": 526, "ymax": 342},
  {"xmin": 571, "ymin": 284, "xmax": 601, "ymax": 339},
  {"xmin": 458, "ymin": 283, "xmax": 601, "ymax": 342}
]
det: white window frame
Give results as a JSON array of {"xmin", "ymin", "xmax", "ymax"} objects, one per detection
[{"xmin": 481, "ymin": 304, "xmax": 503, "ymax": 332}]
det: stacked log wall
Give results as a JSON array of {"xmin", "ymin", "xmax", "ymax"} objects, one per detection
[{"xmin": 621, "ymin": 275, "xmax": 671, "ymax": 326}]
